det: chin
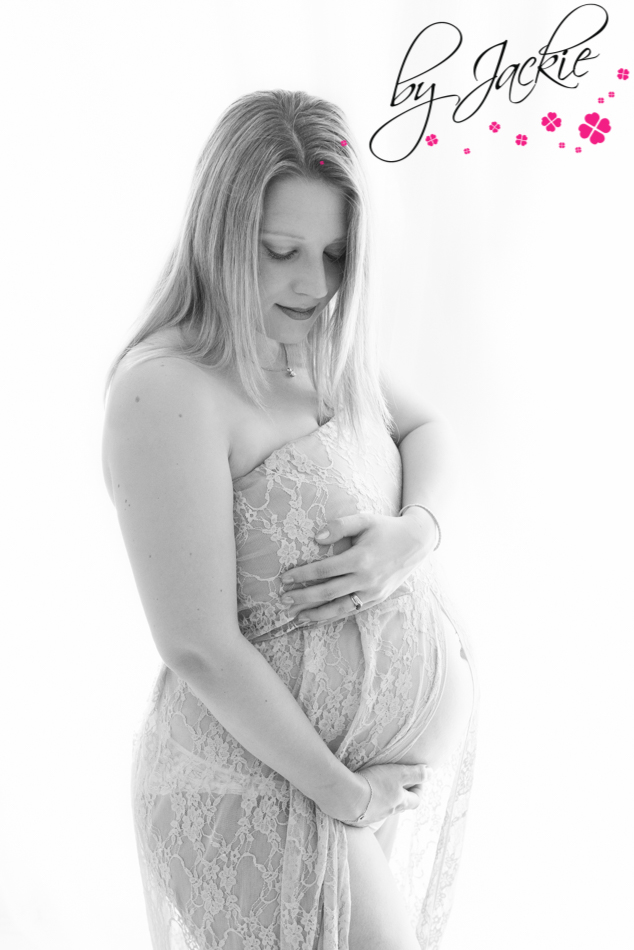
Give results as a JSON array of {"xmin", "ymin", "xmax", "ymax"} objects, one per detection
[{"xmin": 265, "ymin": 315, "xmax": 319, "ymax": 339}]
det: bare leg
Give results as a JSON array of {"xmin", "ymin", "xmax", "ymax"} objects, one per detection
[
  {"xmin": 372, "ymin": 812, "xmax": 400, "ymax": 861},
  {"xmin": 344, "ymin": 824, "xmax": 420, "ymax": 950}
]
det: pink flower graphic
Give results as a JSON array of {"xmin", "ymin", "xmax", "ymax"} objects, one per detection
[
  {"xmin": 541, "ymin": 111, "xmax": 562, "ymax": 131},
  {"xmin": 559, "ymin": 142, "xmax": 566, "ymax": 148},
  {"xmin": 489, "ymin": 121, "xmax": 501, "ymax": 133},
  {"xmin": 598, "ymin": 97, "xmax": 604, "ymax": 103},
  {"xmin": 515, "ymin": 134, "xmax": 528, "ymax": 146},
  {"xmin": 575, "ymin": 147, "xmax": 582, "ymax": 153},
  {"xmin": 425, "ymin": 134, "xmax": 438, "ymax": 146},
  {"xmin": 464, "ymin": 148, "xmax": 471, "ymax": 154},
  {"xmin": 578, "ymin": 112, "xmax": 612, "ymax": 144},
  {"xmin": 609, "ymin": 91, "xmax": 615, "ymax": 97},
  {"xmin": 617, "ymin": 68, "xmax": 629, "ymax": 80},
  {"xmin": 340, "ymin": 139, "xmax": 348, "ymax": 146}
]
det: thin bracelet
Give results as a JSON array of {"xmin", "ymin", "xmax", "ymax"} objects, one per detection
[
  {"xmin": 398, "ymin": 503, "xmax": 442, "ymax": 551},
  {"xmin": 350, "ymin": 773, "xmax": 373, "ymax": 823}
]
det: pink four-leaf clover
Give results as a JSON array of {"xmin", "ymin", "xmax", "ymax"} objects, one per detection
[
  {"xmin": 578, "ymin": 112, "xmax": 611, "ymax": 144},
  {"xmin": 541, "ymin": 112, "xmax": 562, "ymax": 131}
]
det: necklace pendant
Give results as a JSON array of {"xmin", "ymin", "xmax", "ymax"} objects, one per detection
[{"xmin": 287, "ymin": 368, "xmax": 296, "ymax": 378}]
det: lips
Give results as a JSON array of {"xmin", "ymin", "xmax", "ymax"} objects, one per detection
[{"xmin": 276, "ymin": 303, "xmax": 317, "ymax": 320}]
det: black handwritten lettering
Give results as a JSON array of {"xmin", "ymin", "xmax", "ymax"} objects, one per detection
[
  {"xmin": 369, "ymin": 4, "xmax": 609, "ymax": 163},
  {"xmin": 572, "ymin": 47, "xmax": 599, "ymax": 78},
  {"xmin": 390, "ymin": 23, "xmax": 463, "ymax": 108}
]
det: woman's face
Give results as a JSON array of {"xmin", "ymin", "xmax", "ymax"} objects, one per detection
[{"xmin": 257, "ymin": 176, "xmax": 348, "ymax": 343}]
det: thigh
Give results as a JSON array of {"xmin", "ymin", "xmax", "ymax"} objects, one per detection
[
  {"xmin": 372, "ymin": 812, "xmax": 401, "ymax": 862},
  {"xmin": 344, "ymin": 825, "xmax": 420, "ymax": 950}
]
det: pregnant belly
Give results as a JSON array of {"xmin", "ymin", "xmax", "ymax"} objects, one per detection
[{"xmin": 395, "ymin": 600, "xmax": 475, "ymax": 771}]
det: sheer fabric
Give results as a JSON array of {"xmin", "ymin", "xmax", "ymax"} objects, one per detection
[{"xmin": 131, "ymin": 414, "xmax": 480, "ymax": 949}]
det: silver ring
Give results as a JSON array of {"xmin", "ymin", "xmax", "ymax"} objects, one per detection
[{"xmin": 349, "ymin": 593, "xmax": 363, "ymax": 611}]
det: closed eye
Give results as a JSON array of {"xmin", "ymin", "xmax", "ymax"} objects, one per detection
[
  {"xmin": 264, "ymin": 246, "xmax": 346, "ymax": 264},
  {"xmin": 263, "ymin": 247, "xmax": 296, "ymax": 262}
]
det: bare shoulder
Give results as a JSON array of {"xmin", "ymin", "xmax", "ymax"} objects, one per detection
[
  {"xmin": 102, "ymin": 340, "xmax": 232, "ymax": 504},
  {"xmin": 106, "ymin": 350, "xmax": 225, "ymax": 423}
]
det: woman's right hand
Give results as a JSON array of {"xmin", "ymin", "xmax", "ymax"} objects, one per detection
[{"xmin": 328, "ymin": 762, "xmax": 434, "ymax": 828}]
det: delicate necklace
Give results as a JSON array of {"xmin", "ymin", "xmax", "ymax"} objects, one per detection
[{"xmin": 258, "ymin": 342, "xmax": 296, "ymax": 378}]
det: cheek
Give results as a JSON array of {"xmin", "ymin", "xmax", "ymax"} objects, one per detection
[{"xmin": 259, "ymin": 262, "xmax": 283, "ymax": 299}]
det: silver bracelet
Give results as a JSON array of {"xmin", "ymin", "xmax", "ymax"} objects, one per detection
[
  {"xmin": 398, "ymin": 503, "xmax": 442, "ymax": 551},
  {"xmin": 350, "ymin": 773, "xmax": 373, "ymax": 823}
]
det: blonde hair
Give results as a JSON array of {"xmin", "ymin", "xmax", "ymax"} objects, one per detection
[{"xmin": 102, "ymin": 89, "xmax": 395, "ymax": 443}]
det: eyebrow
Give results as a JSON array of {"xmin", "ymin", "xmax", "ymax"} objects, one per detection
[{"xmin": 262, "ymin": 231, "xmax": 347, "ymax": 245}]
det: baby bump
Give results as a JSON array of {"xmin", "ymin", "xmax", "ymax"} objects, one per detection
[{"xmin": 397, "ymin": 601, "xmax": 475, "ymax": 771}]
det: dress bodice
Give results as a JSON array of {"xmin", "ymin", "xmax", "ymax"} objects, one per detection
[{"xmin": 232, "ymin": 414, "xmax": 413, "ymax": 645}]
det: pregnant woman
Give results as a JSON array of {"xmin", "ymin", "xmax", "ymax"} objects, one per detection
[{"xmin": 102, "ymin": 89, "xmax": 479, "ymax": 950}]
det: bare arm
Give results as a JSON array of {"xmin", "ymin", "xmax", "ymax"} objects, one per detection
[
  {"xmin": 103, "ymin": 355, "xmax": 367, "ymax": 819},
  {"xmin": 380, "ymin": 365, "xmax": 464, "ymax": 542}
]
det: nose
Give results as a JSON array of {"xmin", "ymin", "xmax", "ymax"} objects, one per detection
[{"xmin": 291, "ymin": 254, "xmax": 330, "ymax": 301}]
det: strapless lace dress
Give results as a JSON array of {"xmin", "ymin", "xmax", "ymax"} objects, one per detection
[{"xmin": 130, "ymin": 413, "xmax": 480, "ymax": 950}]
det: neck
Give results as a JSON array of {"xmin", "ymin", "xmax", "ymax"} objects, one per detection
[
  {"xmin": 254, "ymin": 332, "xmax": 304, "ymax": 371},
  {"xmin": 256, "ymin": 336, "xmax": 285, "ymax": 368}
]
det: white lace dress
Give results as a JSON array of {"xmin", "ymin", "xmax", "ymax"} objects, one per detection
[{"xmin": 130, "ymin": 413, "xmax": 480, "ymax": 949}]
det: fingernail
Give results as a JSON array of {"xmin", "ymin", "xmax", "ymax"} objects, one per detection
[
  {"xmin": 315, "ymin": 529, "xmax": 329, "ymax": 540},
  {"xmin": 281, "ymin": 595, "xmax": 294, "ymax": 604}
]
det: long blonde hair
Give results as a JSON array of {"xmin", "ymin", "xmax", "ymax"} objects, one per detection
[{"xmin": 102, "ymin": 89, "xmax": 395, "ymax": 443}]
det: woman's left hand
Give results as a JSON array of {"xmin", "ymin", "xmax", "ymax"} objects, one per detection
[{"xmin": 279, "ymin": 511, "xmax": 437, "ymax": 626}]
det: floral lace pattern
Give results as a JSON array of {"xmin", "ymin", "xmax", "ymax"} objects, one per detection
[{"xmin": 131, "ymin": 414, "xmax": 480, "ymax": 949}]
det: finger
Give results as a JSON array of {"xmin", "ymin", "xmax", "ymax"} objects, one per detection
[
  {"xmin": 405, "ymin": 783, "xmax": 425, "ymax": 801},
  {"xmin": 403, "ymin": 763, "xmax": 433, "ymax": 786},
  {"xmin": 290, "ymin": 585, "xmax": 388, "ymax": 624},
  {"xmin": 280, "ymin": 553, "xmax": 351, "ymax": 590},
  {"xmin": 312, "ymin": 512, "xmax": 373, "ymax": 545},
  {"xmin": 282, "ymin": 575, "xmax": 356, "ymax": 612},
  {"xmin": 284, "ymin": 548, "xmax": 374, "ymax": 598},
  {"xmin": 294, "ymin": 591, "xmax": 374, "ymax": 624},
  {"xmin": 404, "ymin": 790, "xmax": 422, "ymax": 811},
  {"xmin": 280, "ymin": 539, "xmax": 372, "ymax": 589}
]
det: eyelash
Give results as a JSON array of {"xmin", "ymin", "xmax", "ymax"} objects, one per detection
[{"xmin": 264, "ymin": 246, "xmax": 346, "ymax": 264}]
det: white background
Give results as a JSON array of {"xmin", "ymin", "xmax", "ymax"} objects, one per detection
[{"xmin": 2, "ymin": 2, "xmax": 632, "ymax": 948}]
